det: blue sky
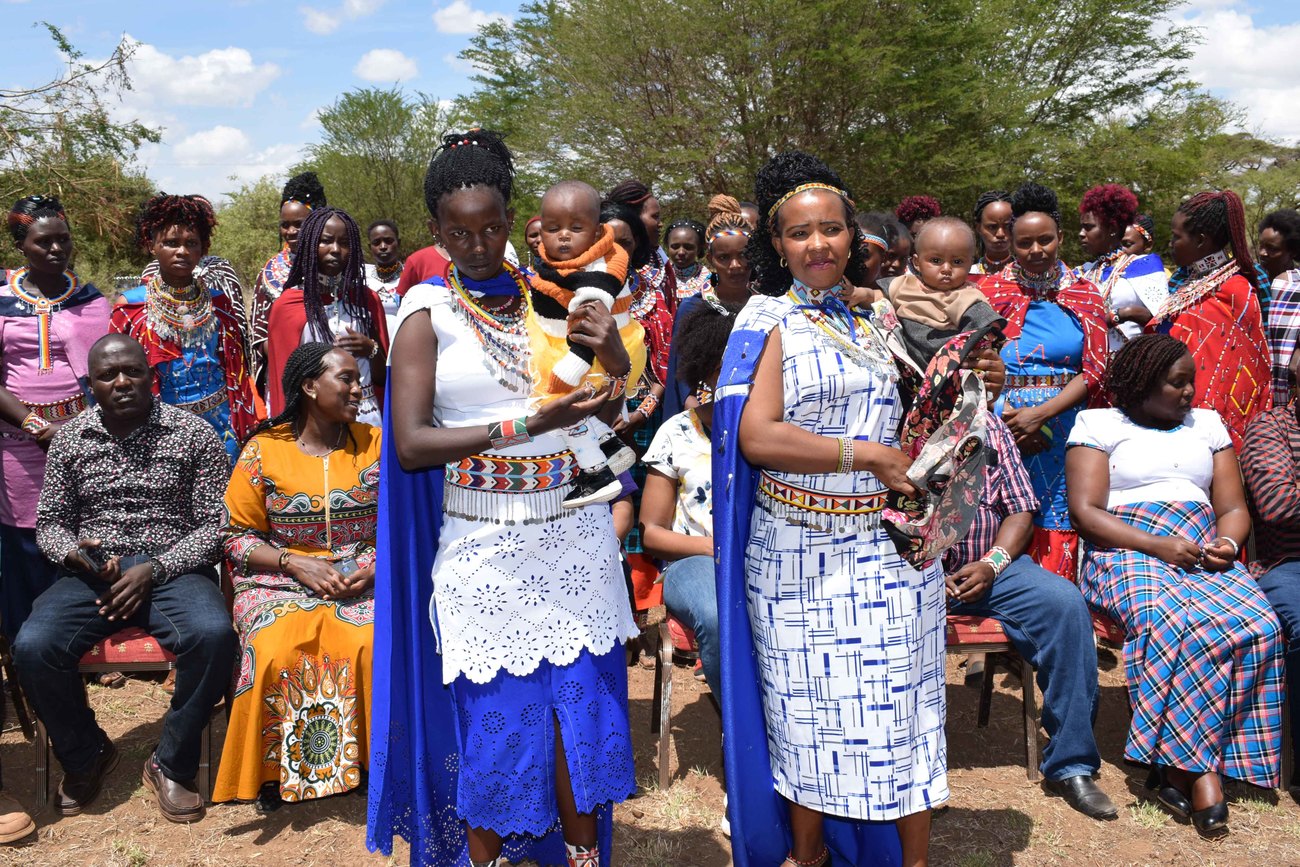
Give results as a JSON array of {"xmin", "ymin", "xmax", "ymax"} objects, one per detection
[{"xmin": 1, "ymin": 0, "xmax": 1298, "ymax": 204}]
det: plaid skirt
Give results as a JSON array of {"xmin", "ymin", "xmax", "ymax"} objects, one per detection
[{"xmin": 1078, "ymin": 500, "xmax": 1283, "ymax": 788}]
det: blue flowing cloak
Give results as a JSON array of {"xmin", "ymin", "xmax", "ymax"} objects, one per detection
[
  {"xmin": 711, "ymin": 300, "xmax": 903, "ymax": 867},
  {"xmin": 366, "ymin": 353, "xmax": 617, "ymax": 866}
]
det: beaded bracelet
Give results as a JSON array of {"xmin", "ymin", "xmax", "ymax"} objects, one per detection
[
  {"xmin": 835, "ymin": 437, "xmax": 855, "ymax": 474},
  {"xmin": 636, "ymin": 392, "xmax": 660, "ymax": 418},
  {"xmin": 980, "ymin": 545, "xmax": 1012, "ymax": 577},
  {"xmin": 20, "ymin": 411, "xmax": 49, "ymax": 436},
  {"xmin": 489, "ymin": 416, "xmax": 533, "ymax": 450},
  {"xmin": 605, "ymin": 372, "xmax": 629, "ymax": 400}
]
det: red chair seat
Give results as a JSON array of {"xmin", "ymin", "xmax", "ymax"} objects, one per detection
[
  {"xmin": 945, "ymin": 614, "xmax": 1011, "ymax": 647},
  {"xmin": 666, "ymin": 614, "xmax": 698, "ymax": 653},
  {"xmin": 79, "ymin": 626, "xmax": 175, "ymax": 670},
  {"xmin": 1091, "ymin": 610, "xmax": 1125, "ymax": 647}
]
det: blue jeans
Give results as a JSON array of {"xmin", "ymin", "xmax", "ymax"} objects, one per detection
[
  {"xmin": 13, "ymin": 566, "xmax": 236, "ymax": 781},
  {"xmin": 661, "ymin": 555, "xmax": 720, "ymax": 702},
  {"xmin": 950, "ymin": 554, "xmax": 1101, "ymax": 780},
  {"xmin": 1256, "ymin": 560, "xmax": 1300, "ymax": 766}
]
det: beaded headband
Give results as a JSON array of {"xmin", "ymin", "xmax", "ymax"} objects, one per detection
[
  {"xmin": 1132, "ymin": 223, "xmax": 1153, "ymax": 244},
  {"xmin": 766, "ymin": 183, "xmax": 855, "ymax": 227},
  {"xmin": 707, "ymin": 227, "xmax": 751, "ymax": 248},
  {"xmin": 860, "ymin": 232, "xmax": 888, "ymax": 250}
]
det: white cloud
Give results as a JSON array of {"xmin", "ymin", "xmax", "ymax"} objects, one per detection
[
  {"xmin": 300, "ymin": 6, "xmax": 342, "ymax": 34},
  {"xmin": 432, "ymin": 0, "xmax": 511, "ymax": 35},
  {"xmin": 302, "ymin": 0, "xmax": 385, "ymax": 35},
  {"xmin": 355, "ymin": 48, "xmax": 419, "ymax": 82},
  {"xmin": 1174, "ymin": 3, "xmax": 1300, "ymax": 143},
  {"xmin": 173, "ymin": 126, "xmax": 252, "ymax": 166},
  {"xmin": 125, "ymin": 38, "xmax": 280, "ymax": 108}
]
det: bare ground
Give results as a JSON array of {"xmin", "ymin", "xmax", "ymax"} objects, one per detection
[{"xmin": 2, "ymin": 645, "xmax": 1299, "ymax": 866}]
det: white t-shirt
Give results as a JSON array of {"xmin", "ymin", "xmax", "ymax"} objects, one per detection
[
  {"xmin": 1067, "ymin": 407, "xmax": 1232, "ymax": 508},
  {"xmin": 642, "ymin": 408, "xmax": 713, "ymax": 538}
]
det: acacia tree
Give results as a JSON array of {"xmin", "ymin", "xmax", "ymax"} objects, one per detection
[
  {"xmin": 0, "ymin": 23, "xmax": 160, "ymax": 287},
  {"xmin": 455, "ymin": 0, "xmax": 1208, "ymax": 223},
  {"xmin": 291, "ymin": 87, "xmax": 458, "ymax": 254}
]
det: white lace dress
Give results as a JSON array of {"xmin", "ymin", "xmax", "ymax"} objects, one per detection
[{"xmin": 396, "ymin": 282, "xmax": 638, "ymax": 685}]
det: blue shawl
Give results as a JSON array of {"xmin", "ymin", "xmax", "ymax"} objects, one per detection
[
  {"xmin": 366, "ymin": 286, "xmax": 617, "ymax": 866},
  {"xmin": 711, "ymin": 295, "xmax": 903, "ymax": 866}
]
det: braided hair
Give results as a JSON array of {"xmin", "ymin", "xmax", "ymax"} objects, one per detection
[
  {"xmin": 972, "ymin": 190, "xmax": 1011, "ymax": 224},
  {"xmin": 1178, "ymin": 189, "xmax": 1259, "ymax": 292},
  {"xmin": 281, "ymin": 172, "xmax": 327, "ymax": 208},
  {"xmin": 705, "ymin": 195, "xmax": 751, "ymax": 245},
  {"xmin": 283, "ymin": 207, "xmax": 376, "ymax": 342},
  {"xmin": 422, "ymin": 129, "xmax": 514, "ymax": 220},
  {"xmin": 600, "ymin": 200, "xmax": 652, "ymax": 270},
  {"xmin": 8, "ymin": 195, "xmax": 67, "ymax": 244},
  {"xmin": 1010, "ymin": 182, "xmax": 1062, "ymax": 227},
  {"xmin": 1106, "ymin": 333, "xmax": 1191, "ymax": 417},
  {"xmin": 256, "ymin": 341, "xmax": 336, "ymax": 433},
  {"xmin": 855, "ymin": 212, "xmax": 900, "ymax": 248},
  {"xmin": 895, "ymin": 195, "xmax": 942, "ymax": 227},
  {"xmin": 663, "ymin": 217, "xmax": 706, "ymax": 250},
  {"xmin": 1260, "ymin": 208, "xmax": 1300, "ymax": 260},
  {"xmin": 1079, "ymin": 184, "xmax": 1139, "ymax": 234},
  {"xmin": 606, "ymin": 179, "xmax": 652, "ymax": 208},
  {"xmin": 136, "ymin": 193, "xmax": 218, "ymax": 254},
  {"xmin": 675, "ymin": 300, "xmax": 741, "ymax": 391},
  {"xmin": 748, "ymin": 151, "xmax": 867, "ymax": 297},
  {"xmin": 1135, "ymin": 213, "xmax": 1155, "ymax": 237}
]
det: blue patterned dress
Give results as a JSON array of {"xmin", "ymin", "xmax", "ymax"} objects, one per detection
[{"xmin": 742, "ymin": 286, "xmax": 948, "ymax": 822}]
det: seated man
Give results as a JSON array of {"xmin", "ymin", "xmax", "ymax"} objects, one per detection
[
  {"xmin": 1241, "ymin": 375, "xmax": 1300, "ymax": 788},
  {"xmin": 13, "ymin": 334, "xmax": 236, "ymax": 823},
  {"xmin": 946, "ymin": 412, "xmax": 1116, "ymax": 820}
]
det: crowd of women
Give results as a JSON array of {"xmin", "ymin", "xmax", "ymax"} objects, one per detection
[{"xmin": 1, "ymin": 126, "xmax": 1300, "ymax": 867}]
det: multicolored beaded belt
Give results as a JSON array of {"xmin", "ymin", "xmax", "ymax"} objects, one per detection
[
  {"xmin": 26, "ymin": 392, "xmax": 87, "ymax": 423},
  {"xmin": 444, "ymin": 451, "xmax": 580, "ymax": 525},
  {"xmin": 1005, "ymin": 372, "xmax": 1072, "ymax": 390},
  {"xmin": 175, "ymin": 390, "xmax": 227, "ymax": 416},
  {"xmin": 758, "ymin": 471, "xmax": 886, "ymax": 516}
]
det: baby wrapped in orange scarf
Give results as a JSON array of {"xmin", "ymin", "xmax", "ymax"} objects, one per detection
[{"xmin": 529, "ymin": 181, "xmax": 647, "ymax": 507}]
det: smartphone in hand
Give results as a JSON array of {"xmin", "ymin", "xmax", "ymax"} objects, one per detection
[{"xmin": 79, "ymin": 543, "xmax": 109, "ymax": 573}]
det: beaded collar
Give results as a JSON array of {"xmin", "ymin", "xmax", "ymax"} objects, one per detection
[
  {"xmin": 1190, "ymin": 249, "xmax": 1230, "ymax": 277},
  {"xmin": 374, "ymin": 260, "xmax": 403, "ymax": 283},
  {"xmin": 786, "ymin": 280, "xmax": 894, "ymax": 375},
  {"xmin": 1009, "ymin": 261, "xmax": 1075, "ymax": 300},
  {"xmin": 447, "ymin": 264, "xmax": 532, "ymax": 393},
  {"xmin": 1160, "ymin": 259, "xmax": 1239, "ymax": 321},
  {"xmin": 144, "ymin": 274, "xmax": 216, "ymax": 347}
]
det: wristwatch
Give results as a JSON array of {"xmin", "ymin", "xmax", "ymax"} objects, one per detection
[{"xmin": 148, "ymin": 557, "xmax": 168, "ymax": 586}]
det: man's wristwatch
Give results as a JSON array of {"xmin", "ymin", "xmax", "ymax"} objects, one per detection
[{"xmin": 148, "ymin": 557, "xmax": 168, "ymax": 586}]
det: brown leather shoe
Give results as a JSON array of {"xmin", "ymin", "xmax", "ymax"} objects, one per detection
[
  {"xmin": 0, "ymin": 791, "xmax": 35, "ymax": 843},
  {"xmin": 57, "ymin": 737, "xmax": 119, "ymax": 816},
  {"xmin": 142, "ymin": 753, "xmax": 205, "ymax": 823}
]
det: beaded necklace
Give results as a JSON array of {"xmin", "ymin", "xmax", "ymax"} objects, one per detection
[
  {"xmin": 675, "ymin": 262, "xmax": 702, "ymax": 281},
  {"xmin": 1083, "ymin": 248, "xmax": 1137, "ymax": 305},
  {"xmin": 629, "ymin": 271, "xmax": 660, "ymax": 323},
  {"xmin": 978, "ymin": 256, "xmax": 1010, "ymax": 275},
  {"xmin": 1010, "ymin": 261, "xmax": 1075, "ymax": 300},
  {"xmin": 375, "ymin": 261, "xmax": 403, "ymax": 283},
  {"xmin": 1160, "ymin": 259, "xmax": 1239, "ymax": 320},
  {"xmin": 786, "ymin": 281, "xmax": 894, "ymax": 374},
  {"xmin": 447, "ymin": 264, "xmax": 533, "ymax": 393},
  {"xmin": 144, "ymin": 274, "xmax": 217, "ymax": 348},
  {"xmin": 8, "ymin": 267, "xmax": 81, "ymax": 372}
]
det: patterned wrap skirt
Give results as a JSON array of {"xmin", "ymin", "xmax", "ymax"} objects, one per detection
[{"xmin": 1078, "ymin": 500, "xmax": 1283, "ymax": 787}]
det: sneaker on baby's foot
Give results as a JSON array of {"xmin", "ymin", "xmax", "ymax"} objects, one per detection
[
  {"xmin": 563, "ymin": 466, "xmax": 622, "ymax": 509},
  {"xmin": 598, "ymin": 432, "xmax": 637, "ymax": 475}
]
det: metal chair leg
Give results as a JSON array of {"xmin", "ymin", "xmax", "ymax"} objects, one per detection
[
  {"xmin": 199, "ymin": 718, "xmax": 212, "ymax": 804},
  {"xmin": 655, "ymin": 622, "xmax": 674, "ymax": 790},
  {"xmin": 33, "ymin": 718, "xmax": 49, "ymax": 808},
  {"xmin": 977, "ymin": 653, "xmax": 997, "ymax": 728},
  {"xmin": 1021, "ymin": 656, "xmax": 1040, "ymax": 782}
]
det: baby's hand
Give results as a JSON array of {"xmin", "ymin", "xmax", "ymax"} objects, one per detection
[{"xmin": 839, "ymin": 281, "xmax": 881, "ymax": 309}]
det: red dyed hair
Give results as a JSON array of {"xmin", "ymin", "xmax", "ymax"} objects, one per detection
[
  {"xmin": 895, "ymin": 195, "xmax": 942, "ymax": 226},
  {"xmin": 1079, "ymin": 184, "xmax": 1139, "ymax": 233},
  {"xmin": 1179, "ymin": 189, "xmax": 1259, "ymax": 291}
]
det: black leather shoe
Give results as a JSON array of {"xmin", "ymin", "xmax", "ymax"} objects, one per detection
[
  {"xmin": 57, "ymin": 738, "xmax": 119, "ymax": 816},
  {"xmin": 1044, "ymin": 775, "xmax": 1119, "ymax": 820},
  {"xmin": 1191, "ymin": 800, "xmax": 1229, "ymax": 837},
  {"xmin": 1148, "ymin": 766, "xmax": 1191, "ymax": 819}
]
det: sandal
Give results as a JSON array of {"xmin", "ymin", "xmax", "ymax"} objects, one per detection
[
  {"xmin": 783, "ymin": 847, "xmax": 830, "ymax": 867},
  {"xmin": 97, "ymin": 672, "xmax": 127, "ymax": 689}
]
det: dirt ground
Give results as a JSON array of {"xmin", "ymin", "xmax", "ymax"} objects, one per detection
[{"xmin": 1, "ymin": 644, "xmax": 1299, "ymax": 867}]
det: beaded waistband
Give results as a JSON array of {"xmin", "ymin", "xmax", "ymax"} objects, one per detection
[
  {"xmin": 26, "ymin": 392, "xmax": 87, "ymax": 423},
  {"xmin": 757, "ymin": 471, "xmax": 886, "ymax": 527},
  {"xmin": 175, "ymin": 390, "xmax": 227, "ymax": 416},
  {"xmin": 444, "ymin": 451, "xmax": 579, "ymax": 525},
  {"xmin": 1005, "ymin": 372, "xmax": 1072, "ymax": 390}
]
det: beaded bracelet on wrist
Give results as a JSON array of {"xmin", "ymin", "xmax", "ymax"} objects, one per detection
[
  {"xmin": 489, "ymin": 416, "xmax": 533, "ymax": 451},
  {"xmin": 20, "ymin": 411, "xmax": 50, "ymax": 436},
  {"xmin": 980, "ymin": 545, "xmax": 1012, "ymax": 577},
  {"xmin": 835, "ymin": 436, "xmax": 855, "ymax": 474}
]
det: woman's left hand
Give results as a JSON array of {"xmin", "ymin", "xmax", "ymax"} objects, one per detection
[
  {"xmin": 1200, "ymin": 538, "xmax": 1238, "ymax": 572},
  {"xmin": 1002, "ymin": 404, "xmax": 1047, "ymax": 440},
  {"xmin": 336, "ymin": 328, "xmax": 375, "ymax": 360},
  {"xmin": 568, "ymin": 303, "xmax": 631, "ymax": 377},
  {"xmin": 965, "ymin": 347, "xmax": 1006, "ymax": 402}
]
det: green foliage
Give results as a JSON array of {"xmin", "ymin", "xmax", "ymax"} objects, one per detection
[
  {"xmin": 0, "ymin": 23, "xmax": 161, "ymax": 290},
  {"xmin": 207, "ymin": 175, "xmax": 282, "ymax": 308},
  {"xmin": 291, "ymin": 87, "xmax": 459, "ymax": 257}
]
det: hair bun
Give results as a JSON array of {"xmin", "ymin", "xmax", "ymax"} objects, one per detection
[{"xmin": 707, "ymin": 194, "xmax": 742, "ymax": 221}]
